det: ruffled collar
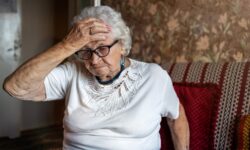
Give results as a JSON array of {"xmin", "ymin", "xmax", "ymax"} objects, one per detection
[{"xmin": 84, "ymin": 59, "xmax": 145, "ymax": 116}]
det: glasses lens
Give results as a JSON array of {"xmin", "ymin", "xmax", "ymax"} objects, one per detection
[
  {"xmin": 76, "ymin": 50, "xmax": 92, "ymax": 60},
  {"xmin": 96, "ymin": 46, "xmax": 110, "ymax": 57}
]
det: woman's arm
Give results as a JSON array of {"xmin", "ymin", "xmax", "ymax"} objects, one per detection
[
  {"xmin": 3, "ymin": 18, "xmax": 109, "ymax": 101},
  {"xmin": 3, "ymin": 43, "xmax": 75, "ymax": 101},
  {"xmin": 167, "ymin": 103, "xmax": 190, "ymax": 150}
]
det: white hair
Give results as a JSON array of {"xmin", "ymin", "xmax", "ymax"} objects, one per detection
[{"xmin": 72, "ymin": 6, "xmax": 132, "ymax": 56}]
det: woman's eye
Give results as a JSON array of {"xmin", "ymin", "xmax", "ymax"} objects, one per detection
[
  {"xmin": 84, "ymin": 51, "xmax": 92, "ymax": 54},
  {"xmin": 78, "ymin": 50, "xmax": 91, "ymax": 57}
]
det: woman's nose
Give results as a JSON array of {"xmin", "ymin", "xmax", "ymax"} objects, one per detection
[{"xmin": 90, "ymin": 53, "xmax": 100, "ymax": 64}]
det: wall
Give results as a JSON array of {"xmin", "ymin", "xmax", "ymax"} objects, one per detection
[
  {"xmin": 54, "ymin": 0, "xmax": 69, "ymax": 43},
  {"xmin": 103, "ymin": 0, "xmax": 250, "ymax": 63},
  {"xmin": 0, "ymin": 0, "xmax": 81, "ymax": 138},
  {"xmin": 0, "ymin": 0, "xmax": 22, "ymax": 138},
  {"xmin": 21, "ymin": 0, "xmax": 62, "ymax": 131}
]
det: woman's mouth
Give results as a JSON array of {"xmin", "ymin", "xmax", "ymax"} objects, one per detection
[{"xmin": 91, "ymin": 65, "xmax": 105, "ymax": 69}]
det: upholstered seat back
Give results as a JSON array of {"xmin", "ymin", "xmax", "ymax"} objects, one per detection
[{"xmin": 163, "ymin": 62, "xmax": 250, "ymax": 150}]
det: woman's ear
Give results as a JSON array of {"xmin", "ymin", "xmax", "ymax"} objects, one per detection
[
  {"xmin": 121, "ymin": 48, "xmax": 126, "ymax": 55},
  {"xmin": 119, "ymin": 41, "xmax": 126, "ymax": 55}
]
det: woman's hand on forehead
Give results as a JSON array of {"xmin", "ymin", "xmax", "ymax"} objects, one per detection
[
  {"xmin": 85, "ymin": 18, "xmax": 112, "ymax": 35},
  {"xmin": 61, "ymin": 18, "xmax": 111, "ymax": 53}
]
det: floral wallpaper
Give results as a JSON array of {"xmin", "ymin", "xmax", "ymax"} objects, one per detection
[{"xmin": 102, "ymin": 0, "xmax": 250, "ymax": 63}]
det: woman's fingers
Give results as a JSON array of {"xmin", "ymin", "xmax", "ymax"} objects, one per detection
[
  {"xmin": 80, "ymin": 20, "xmax": 111, "ymax": 41},
  {"xmin": 80, "ymin": 23, "xmax": 110, "ymax": 43},
  {"xmin": 89, "ymin": 33, "xmax": 108, "ymax": 42},
  {"xmin": 82, "ymin": 20, "xmax": 111, "ymax": 35},
  {"xmin": 89, "ymin": 25, "xmax": 110, "ymax": 34},
  {"xmin": 77, "ymin": 18, "xmax": 108, "ymax": 29},
  {"xmin": 62, "ymin": 18, "xmax": 111, "ymax": 51}
]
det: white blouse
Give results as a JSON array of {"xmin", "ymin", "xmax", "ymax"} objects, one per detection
[{"xmin": 44, "ymin": 59, "xmax": 179, "ymax": 150}]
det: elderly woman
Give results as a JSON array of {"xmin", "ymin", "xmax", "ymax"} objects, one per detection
[{"xmin": 3, "ymin": 6, "xmax": 189, "ymax": 150}]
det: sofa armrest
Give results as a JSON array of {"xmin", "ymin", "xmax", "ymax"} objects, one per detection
[{"xmin": 237, "ymin": 115, "xmax": 250, "ymax": 150}]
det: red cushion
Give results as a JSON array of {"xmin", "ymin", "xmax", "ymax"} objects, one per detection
[{"xmin": 160, "ymin": 83, "xmax": 220, "ymax": 150}]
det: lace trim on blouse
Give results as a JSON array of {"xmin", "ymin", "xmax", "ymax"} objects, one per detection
[{"xmin": 84, "ymin": 59, "xmax": 145, "ymax": 116}]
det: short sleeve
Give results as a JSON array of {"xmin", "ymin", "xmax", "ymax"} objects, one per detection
[
  {"xmin": 160, "ymin": 70, "xmax": 180, "ymax": 119},
  {"xmin": 44, "ymin": 62, "xmax": 75, "ymax": 101}
]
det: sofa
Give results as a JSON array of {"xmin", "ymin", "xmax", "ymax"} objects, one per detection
[{"xmin": 160, "ymin": 62, "xmax": 250, "ymax": 150}]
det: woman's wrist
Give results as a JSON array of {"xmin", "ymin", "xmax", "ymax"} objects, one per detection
[{"xmin": 60, "ymin": 40, "xmax": 78, "ymax": 52}]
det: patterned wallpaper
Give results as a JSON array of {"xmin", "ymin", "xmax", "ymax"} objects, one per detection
[{"xmin": 102, "ymin": 0, "xmax": 250, "ymax": 63}]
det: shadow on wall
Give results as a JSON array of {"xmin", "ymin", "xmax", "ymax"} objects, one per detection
[{"xmin": 103, "ymin": 0, "xmax": 250, "ymax": 63}]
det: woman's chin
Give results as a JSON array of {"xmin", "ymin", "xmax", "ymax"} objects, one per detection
[{"xmin": 90, "ymin": 69, "xmax": 109, "ymax": 77}]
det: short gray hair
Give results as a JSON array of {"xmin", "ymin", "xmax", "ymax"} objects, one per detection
[{"xmin": 72, "ymin": 6, "xmax": 132, "ymax": 56}]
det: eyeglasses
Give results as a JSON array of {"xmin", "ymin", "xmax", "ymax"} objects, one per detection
[{"xmin": 75, "ymin": 40, "xmax": 119, "ymax": 60}]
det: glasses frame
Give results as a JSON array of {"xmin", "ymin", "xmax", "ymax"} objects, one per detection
[{"xmin": 75, "ymin": 40, "xmax": 119, "ymax": 60}]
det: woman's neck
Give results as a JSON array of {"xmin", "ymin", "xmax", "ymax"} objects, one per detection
[{"xmin": 96, "ymin": 58, "xmax": 130, "ymax": 84}]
